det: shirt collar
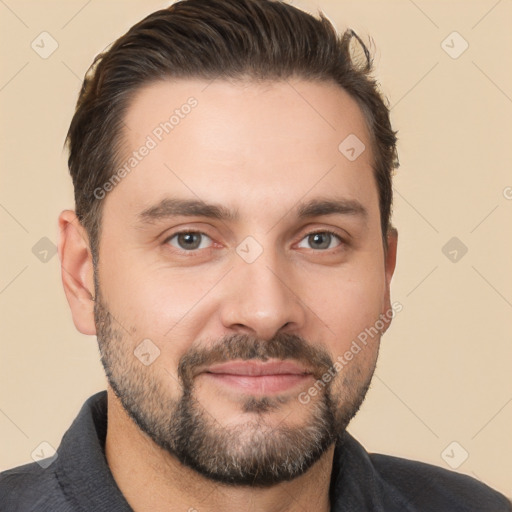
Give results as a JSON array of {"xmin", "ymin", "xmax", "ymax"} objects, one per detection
[{"xmin": 55, "ymin": 391, "xmax": 132, "ymax": 511}]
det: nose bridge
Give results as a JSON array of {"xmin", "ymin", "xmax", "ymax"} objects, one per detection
[{"xmin": 220, "ymin": 241, "xmax": 306, "ymax": 339}]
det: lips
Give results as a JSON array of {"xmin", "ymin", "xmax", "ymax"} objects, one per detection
[
  {"xmin": 200, "ymin": 359, "xmax": 313, "ymax": 395},
  {"xmin": 204, "ymin": 360, "xmax": 311, "ymax": 377}
]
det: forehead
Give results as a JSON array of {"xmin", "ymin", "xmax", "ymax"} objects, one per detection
[{"xmin": 109, "ymin": 78, "xmax": 378, "ymax": 225}]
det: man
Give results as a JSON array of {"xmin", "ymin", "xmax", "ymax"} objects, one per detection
[{"xmin": 0, "ymin": 0, "xmax": 510, "ymax": 510}]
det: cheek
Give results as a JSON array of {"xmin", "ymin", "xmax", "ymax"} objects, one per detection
[
  {"xmin": 314, "ymin": 263, "xmax": 386, "ymax": 351},
  {"xmin": 97, "ymin": 259, "xmax": 222, "ymax": 364},
  {"xmin": 100, "ymin": 251, "xmax": 192, "ymax": 326}
]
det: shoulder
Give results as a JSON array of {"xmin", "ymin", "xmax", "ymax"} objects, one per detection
[
  {"xmin": 370, "ymin": 452, "xmax": 512, "ymax": 511},
  {"xmin": 0, "ymin": 460, "xmax": 72, "ymax": 511}
]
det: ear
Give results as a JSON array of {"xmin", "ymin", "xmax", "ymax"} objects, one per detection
[
  {"xmin": 381, "ymin": 227, "xmax": 398, "ymax": 333},
  {"xmin": 58, "ymin": 210, "xmax": 96, "ymax": 335}
]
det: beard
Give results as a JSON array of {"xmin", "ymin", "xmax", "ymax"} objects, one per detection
[{"xmin": 94, "ymin": 283, "xmax": 378, "ymax": 487}]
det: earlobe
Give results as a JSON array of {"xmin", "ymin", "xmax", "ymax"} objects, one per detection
[{"xmin": 58, "ymin": 210, "xmax": 97, "ymax": 335}]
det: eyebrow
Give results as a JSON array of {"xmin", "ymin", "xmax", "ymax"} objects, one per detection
[
  {"xmin": 138, "ymin": 198, "xmax": 238, "ymax": 223},
  {"xmin": 296, "ymin": 198, "xmax": 367, "ymax": 220},
  {"xmin": 137, "ymin": 197, "xmax": 368, "ymax": 224}
]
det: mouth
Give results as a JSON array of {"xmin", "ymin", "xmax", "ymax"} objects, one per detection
[{"xmin": 200, "ymin": 359, "xmax": 314, "ymax": 395}]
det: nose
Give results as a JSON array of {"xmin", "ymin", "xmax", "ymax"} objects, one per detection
[{"xmin": 219, "ymin": 250, "xmax": 307, "ymax": 341}]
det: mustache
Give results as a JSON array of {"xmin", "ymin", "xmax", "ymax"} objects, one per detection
[{"xmin": 177, "ymin": 332, "xmax": 333, "ymax": 386}]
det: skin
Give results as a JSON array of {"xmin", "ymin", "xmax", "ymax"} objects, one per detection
[{"xmin": 58, "ymin": 78, "xmax": 398, "ymax": 512}]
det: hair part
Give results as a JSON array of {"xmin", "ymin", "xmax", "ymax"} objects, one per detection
[{"xmin": 65, "ymin": 0, "xmax": 398, "ymax": 263}]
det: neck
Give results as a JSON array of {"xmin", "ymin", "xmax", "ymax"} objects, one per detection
[{"xmin": 105, "ymin": 388, "xmax": 335, "ymax": 512}]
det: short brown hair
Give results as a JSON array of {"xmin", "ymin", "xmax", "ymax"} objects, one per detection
[{"xmin": 66, "ymin": 0, "xmax": 398, "ymax": 262}]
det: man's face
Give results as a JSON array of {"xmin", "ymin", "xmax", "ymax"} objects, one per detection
[{"xmin": 93, "ymin": 79, "xmax": 396, "ymax": 486}]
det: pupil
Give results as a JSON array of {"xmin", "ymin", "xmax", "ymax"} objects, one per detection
[
  {"xmin": 179, "ymin": 233, "xmax": 200, "ymax": 249},
  {"xmin": 311, "ymin": 233, "xmax": 330, "ymax": 249}
]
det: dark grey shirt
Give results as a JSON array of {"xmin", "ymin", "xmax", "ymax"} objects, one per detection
[{"xmin": 1, "ymin": 391, "xmax": 510, "ymax": 511}]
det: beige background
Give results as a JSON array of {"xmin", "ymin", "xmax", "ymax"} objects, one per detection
[{"xmin": 1, "ymin": 0, "xmax": 511, "ymax": 498}]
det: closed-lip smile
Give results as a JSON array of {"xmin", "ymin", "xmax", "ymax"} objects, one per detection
[{"xmin": 200, "ymin": 359, "xmax": 314, "ymax": 395}]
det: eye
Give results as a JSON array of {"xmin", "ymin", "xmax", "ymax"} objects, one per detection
[
  {"xmin": 166, "ymin": 231, "xmax": 213, "ymax": 251},
  {"xmin": 297, "ymin": 230, "xmax": 343, "ymax": 251}
]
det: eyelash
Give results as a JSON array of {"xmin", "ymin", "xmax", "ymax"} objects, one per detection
[{"xmin": 164, "ymin": 229, "xmax": 345, "ymax": 256}]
